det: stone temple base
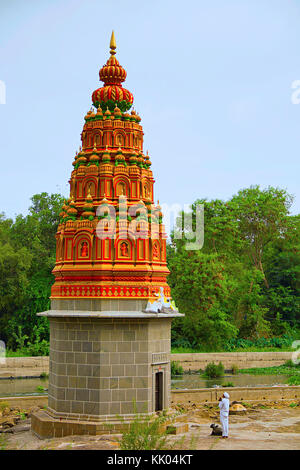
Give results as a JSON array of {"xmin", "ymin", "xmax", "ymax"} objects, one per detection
[
  {"xmin": 31, "ymin": 309, "xmax": 183, "ymax": 439},
  {"xmin": 31, "ymin": 409, "xmax": 163, "ymax": 439}
]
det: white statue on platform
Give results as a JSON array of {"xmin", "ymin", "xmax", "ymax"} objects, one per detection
[{"xmin": 144, "ymin": 287, "xmax": 178, "ymax": 313}]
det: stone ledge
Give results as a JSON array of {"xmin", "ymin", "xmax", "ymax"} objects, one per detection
[
  {"xmin": 31, "ymin": 409, "xmax": 177, "ymax": 439},
  {"xmin": 171, "ymin": 385, "xmax": 300, "ymax": 405},
  {"xmin": 37, "ymin": 310, "xmax": 184, "ymax": 319}
]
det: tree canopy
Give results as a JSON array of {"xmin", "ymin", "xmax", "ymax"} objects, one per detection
[
  {"xmin": 0, "ymin": 187, "xmax": 299, "ymax": 354},
  {"xmin": 168, "ymin": 186, "xmax": 300, "ymax": 350}
]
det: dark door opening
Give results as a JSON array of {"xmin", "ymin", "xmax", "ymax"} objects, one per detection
[{"xmin": 155, "ymin": 371, "xmax": 163, "ymax": 411}]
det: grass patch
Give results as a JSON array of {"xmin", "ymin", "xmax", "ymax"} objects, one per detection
[
  {"xmin": 241, "ymin": 402, "xmax": 252, "ymax": 408},
  {"xmin": 6, "ymin": 348, "xmax": 48, "ymax": 357},
  {"xmin": 0, "ymin": 435, "xmax": 7, "ymax": 450},
  {"xmin": 17, "ymin": 411, "xmax": 26, "ymax": 420},
  {"xmin": 286, "ymin": 375, "xmax": 300, "ymax": 386},
  {"xmin": 0, "ymin": 402, "xmax": 9, "ymax": 412},
  {"xmin": 171, "ymin": 346, "xmax": 295, "ymax": 354},
  {"xmin": 239, "ymin": 363, "xmax": 300, "ymax": 377}
]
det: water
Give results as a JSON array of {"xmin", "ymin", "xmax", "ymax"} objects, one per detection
[
  {"xmin": 171, "ymin": 373, "xmax": 290, "ymax": 389},
  {"xmin": 0, "ymin": 377, "xmax": 48, "ymax": 397},
  {"xmin": 0, "ymin": 373, "xmax": 289, "ymax": 397}
]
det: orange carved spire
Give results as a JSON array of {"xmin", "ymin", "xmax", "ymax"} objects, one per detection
[{"xmin": 51, "ymin": 33, "xmax": 171, "ymax": 303}]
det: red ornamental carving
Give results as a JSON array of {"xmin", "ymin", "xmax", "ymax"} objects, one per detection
[{"xmin": 153, "ymin": 243, "xmax": 159, "ymax": 259}]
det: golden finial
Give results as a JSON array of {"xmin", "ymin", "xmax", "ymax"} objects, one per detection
[{"xmin": 110, "ymin": 30, "xmax": 116, "ymax": 56}]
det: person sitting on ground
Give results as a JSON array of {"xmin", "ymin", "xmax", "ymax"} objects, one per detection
[{"xmin": 218, "ymin": 392, "xmax": 230, "ymax": 438}]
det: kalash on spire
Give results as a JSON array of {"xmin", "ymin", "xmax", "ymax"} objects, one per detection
[{"xmin": 52, "ymin": 32, "xmax": 173, "ymax": 308}]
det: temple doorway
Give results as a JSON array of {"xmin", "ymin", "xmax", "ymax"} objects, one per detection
[{"xmin": 155, "ymin": 371, "xmax": 163, "ymax": 412}]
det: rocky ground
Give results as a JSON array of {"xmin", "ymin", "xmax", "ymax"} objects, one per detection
[{"xmin": 0, "ymin": 400, "xmax": 300, "ymax": 450}]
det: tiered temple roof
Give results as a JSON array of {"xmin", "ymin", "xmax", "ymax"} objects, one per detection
[{"xmin": 51, "ymin": 32, "xmax": 170, "ymax": 301}]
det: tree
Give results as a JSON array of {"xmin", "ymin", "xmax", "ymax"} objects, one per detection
[
  {"xmin": 167, "ymin": 246, "xmax": 238, "ymax": 350},
  {"xmin": 264, "ymin": 214, "xmax": 300, "ymax": 326},
  {"xmin": 0, "ymin": 193, "xmax": 64, "ymax": 348},
  {"xmin": 167, "ymin": 186, "xmax": 298, "ymax": 347},
  {"xmin": 229, "ymin": 186, "xmax": 293, "ymax": 289},
  {"xmin": 0, "ymin": 242, "xmax": 32, "ymax": 343}
]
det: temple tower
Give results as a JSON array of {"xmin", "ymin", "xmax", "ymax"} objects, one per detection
[{"xmin": 32, "ymin": 32, "xmax": 183, "ymax": 438}]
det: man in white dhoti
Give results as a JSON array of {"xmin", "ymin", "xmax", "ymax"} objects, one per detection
[{"xmin": 218, "ymin": 392, "xmax": 230, "ymax": 438}]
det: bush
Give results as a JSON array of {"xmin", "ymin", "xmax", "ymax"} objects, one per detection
[
  {"xmin": 222, "ymin": 382, "xmax": 234, "ymax": 387},
  {"xmin": 118, "ymin": 411, "xmax": 168, "ymax": 450},
  {"xmin": 203, "ymin": 362, "xmax": 224, "ymax": 378},
  {"xmin": 284, "ymin": 360, "xmax": 300, "ymax": 369},
  {"xmin": 40, "ymin": 372, "xmax": 49, "ymax": 380},
  {"xmin": 231, "ymin": 364, "xmax": 239, "ymax": 375},
  {"xmin": 289, "ymin": 402, "xmax": 299, "ymax": 408},
  {"xmin": 171, "ymin": 361, "xmax": 184, "ymax": 376},
  {"xmin": 224, "ymin": 334, "xmax": 298, "ymax": 352}
]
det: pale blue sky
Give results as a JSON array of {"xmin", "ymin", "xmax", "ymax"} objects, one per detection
[{"xmin": 1, "ymin": 0, "xmax": 300, "ymax": 219}]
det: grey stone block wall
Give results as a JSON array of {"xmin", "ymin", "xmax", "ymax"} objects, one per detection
[
  {"xmin": 50, "ymin": 298, "xmax": 148, "ymax": 312},
  {"xmin": 47, "ymin": 317, "xmax": 172, "ymax": 421}
]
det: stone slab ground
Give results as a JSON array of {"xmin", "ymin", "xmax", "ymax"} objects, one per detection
[{"xmin": 1, "ymin": 404, "xmax": 300, "ymax": 450}]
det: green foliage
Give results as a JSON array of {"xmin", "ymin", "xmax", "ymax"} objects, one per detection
[
  {"xmin": 239, "ymin": 363, "xmax": 300, "ymax": 378},
  {"xmin": 286, "ymin": 375, "xmax": 300, "ymax": 385},
  {"xmin": 222, "ymin": 382, "xmax": 234, "ymax": 387},
  {"xmin": 171, "ymin": 361, "xmax": 184, "ymax": 376},
  {"xmin": 203, "ymin": 362, "xmax": 224, "ymax": 378},
  {"xmin": 225, "ymin": 333, "xmax": 298, "ymax": 351},
  {"xmin": 283, "ymin": 359, "xmax": 300, "ymax": 368},
  {"xmin": 231, "ymin": 364, "xmax": 239, "ymax": 375},
  {"xmin": 1, "ymin": 185, "xmax": 299, "ymax": 355},
  {"xmin": 0, "ymin": 434, "xmax": 7, "ymax": 450},
  {"xmin": 0, "ymin": 402, "xmax": 9, "ymax": 412},
  {"xmin": 169, "ymin": 186, "xmax": 299, "ymax": 351},
  {"xmin": 168, "ymin": 248, "xmax": 238, "ymax": 351},
  {"xmin": 40, "ymin": 372, "xmax": 49, "ymax": 379},
  {"xmin": 0, "ymin": 193, "xmax": 64, "ymax": 350},
  {"xmin": 118, "ymin": 410, "xmax": 168, "ymax": 450}
]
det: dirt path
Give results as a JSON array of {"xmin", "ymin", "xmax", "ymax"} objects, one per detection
[{"xmin": 1, "ymin": 406, "xmax": 300, "ymax": 450}]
